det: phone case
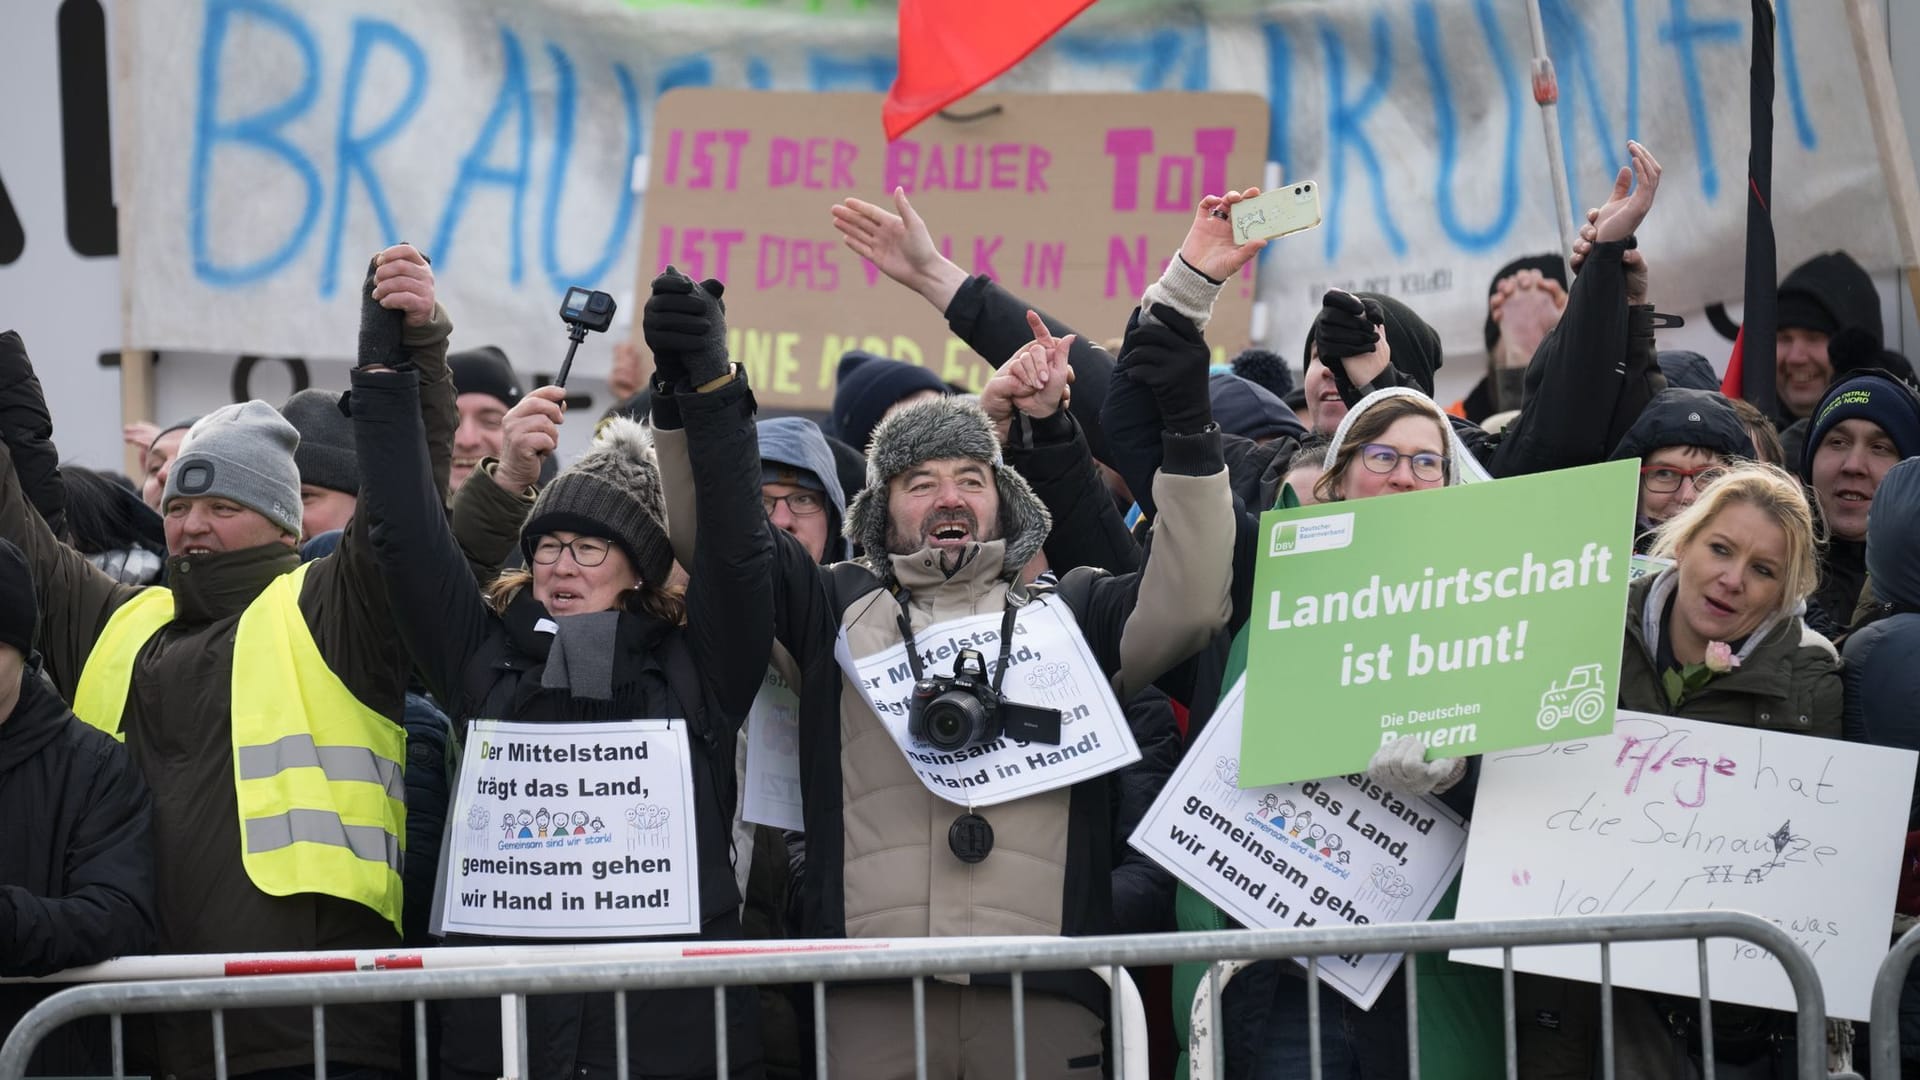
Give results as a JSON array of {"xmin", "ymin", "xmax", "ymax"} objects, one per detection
[{"xmin": 1230, "ymin": 182, "xmax": 1323, "ymax": 245}]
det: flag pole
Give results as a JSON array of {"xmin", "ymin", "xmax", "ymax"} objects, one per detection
[
  {"xmin": 1740, "ymin": 0, "xmax": 1778, "ymax": 414},
  {"xmin": 1522, "ymin": 0, "xmax": 1578, "ymax": 259},
  {"xmin": 1844, "ymin": 0, "xmax": 1920, "ymax": 320}
]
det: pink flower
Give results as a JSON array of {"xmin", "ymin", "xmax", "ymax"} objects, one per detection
[{"xmin": 1704, "ymin": 641, "xmax": 1740, "ymax": 674}]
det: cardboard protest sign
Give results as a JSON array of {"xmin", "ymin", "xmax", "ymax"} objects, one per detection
[
  {"xmin": 1240, "ymin": 460, "xmax": 1638, "ymax": 788},
  {"xmin": 743, "ymin": 666, "xmax": 804, "ymax": 831},
  {"xmin": 436, "ymin": 720, "xmax": 701, "ymax": 939},
  {"xmin": 836, "ymin": 597, "xmax": 1140, "ymax": 808},
  {"xmin": 1132, "ymin": 675, "xmax": 1468, "ymax": 1009},
  {"xmin": 638, "ymin": 90, "xmax": 1268, "ymax": 410},
  {"xmin": 1452, "ymin": 711, "xmax": 1916, "ymax": 1020}
]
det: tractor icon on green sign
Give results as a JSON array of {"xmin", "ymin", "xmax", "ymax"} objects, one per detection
[{"xmin": 1537, "ymin": 664, "xmax": 1608, "ymax": 731}]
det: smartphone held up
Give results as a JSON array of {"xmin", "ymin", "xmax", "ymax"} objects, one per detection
[{"xmin": 1230, "ymin": 182, "xmax": 1323, "ymax": 245}]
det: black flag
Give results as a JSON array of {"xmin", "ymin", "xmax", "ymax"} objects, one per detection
[{"xmin": 1739, "ymin": 0, "xmax": 1779, "ymax": 414}]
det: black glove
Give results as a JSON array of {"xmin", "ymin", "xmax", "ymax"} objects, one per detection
[
  {"xmin": 1117, "ymin": 304, "xmax": 1212, "ymax": 436},
  {"xmin": 357, "ymin": 254, "xmax": 406, "ymax": 372},
  {"xmin": 1314, "ymin": 289, "xmax": 1383, "ymax": 364},
  {"xmin": 643, "ymin": 266, "xmax": 730, "ymax": 388}
]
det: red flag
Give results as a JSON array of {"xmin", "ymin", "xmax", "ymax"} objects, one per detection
[
  {"xmin": 883, "ymin": 0, "xmax": 1099, "ymax": 140},
  {"xmin": 1721, "ymin": 325, "xmax": 1745, "ymax": 399}
]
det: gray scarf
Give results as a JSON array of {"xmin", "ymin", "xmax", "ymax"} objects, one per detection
[{"xmin": 539, "ymin": 611, "xmax": 622, "ymax": 700}]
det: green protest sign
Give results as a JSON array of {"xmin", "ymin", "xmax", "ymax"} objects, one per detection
[{"xmin": 1240, "ymin": 460, "xmax": 1638, "ymax": 788}]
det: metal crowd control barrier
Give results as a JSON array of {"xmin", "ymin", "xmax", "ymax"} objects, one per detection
[
  {"xmin": 0, "ymin": 936, "xmax": 1148, "ymax": 1080},
  {"xmin": 1871, "ymin": 921, "xmax": 1920, "ymax": 1076},
  {"xmin": 1180, "ymin": 910, "xmax": 1849, "ymax": 1080},
  {"xmin": 0, "ymin": 912, "xmax": 1842, "ymax": 1080}
]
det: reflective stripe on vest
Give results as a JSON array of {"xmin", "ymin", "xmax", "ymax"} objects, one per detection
[
  {"xmin": 73, "ymin": 563, "xmax": 406, "ymax": 932},
  {"xmin": 71, "ymin": 587, "xmax": 175, "ymax": 739}
]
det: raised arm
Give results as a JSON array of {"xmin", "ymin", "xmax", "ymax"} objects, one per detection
[
  {"xmin": 1494, "ymin": 142, "xmax": 1665, "ymax": 476},
  {"xmin": 0, "ymin": 340, "xmax": 133, "ymax": 694},
  {"xmin": 832, "ymin": 188, "xmax": 1116, "ymax": 464},
  {"xmin": 0, "ymin": 331, "xmax": 67, "ymax": 536},
  {"xmin": 641, "ymin": 268, "xmax": 775, "ymax": 720}
]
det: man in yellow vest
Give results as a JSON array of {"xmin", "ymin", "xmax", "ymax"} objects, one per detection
[{"xmin": 0, "ymin": 244, "xmax": 451, "ymax": 1079}]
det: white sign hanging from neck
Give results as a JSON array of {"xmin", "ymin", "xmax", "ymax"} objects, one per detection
[
  {"xmin": 837, "ymin": 595, "xmax": 1140, "ymax": 808},
  {"xmin": 435, "ymin": 719, "xmax": 701, "ymax": 939}
]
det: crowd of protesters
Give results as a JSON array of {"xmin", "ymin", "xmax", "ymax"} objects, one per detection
[{"xmin": 4, "ymin": 135, "xmax": 1920, "ymax": 1080}]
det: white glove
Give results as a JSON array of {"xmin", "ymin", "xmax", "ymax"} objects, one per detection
[{"xmin": 1366, "ymin": 735, "xmax": 1467, "ymax": 796}]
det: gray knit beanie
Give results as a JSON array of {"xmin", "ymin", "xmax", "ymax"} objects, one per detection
[
  {"xmin": 281, "ymin": 389, "xmax": 359, "ymax": 495},
  {"xmin": 521, "ymin": 417, "xmax": 673, "ymax": 585},
  {"xmin": 162, "ymin": 401, "xmax": 303, "ymax": 536}
]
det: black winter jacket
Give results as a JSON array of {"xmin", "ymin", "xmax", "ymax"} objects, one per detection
[
  {"xmin": 351, "ymin": 367, "xmax": 773, "ymax": 1078},
  {"xmin": 0, "ymin": 661, "xmax": 155, "ymax": 1076}
]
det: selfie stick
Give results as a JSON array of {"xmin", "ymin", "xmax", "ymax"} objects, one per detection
[{"xmin": 553, "ymin": 323, "xmax": 589, "ymax": 390}]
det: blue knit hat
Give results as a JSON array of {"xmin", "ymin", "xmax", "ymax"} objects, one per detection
[{"xmin": 1801, "ymin": 370, "xmax": 1920, "ymax": 481}]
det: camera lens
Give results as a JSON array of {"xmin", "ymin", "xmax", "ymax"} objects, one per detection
[{"xmin": 922, "ymin": 693, "xmax": 990, "ymax": 753}]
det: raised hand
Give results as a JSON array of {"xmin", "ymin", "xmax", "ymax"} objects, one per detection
[
  {"xmin": 1488, "ymin": 269, "xmax": 1568, "ymax": 368},
  {"xmin": 1118, "ymin": 304, "xmax": 1213, "ymax": 436},
  {"xmin": 643, "ymin": 266, "xmax": 730, "ymax": 388},
  {"xmin": 1571, "ymin": 208, "xmax": 1650, "ymax": 306},
  {"xmin": 371, "ymin": 243, "xmax": 436, "ymax": 327},
  {"xmin": 1591, "ymin": 140, "xmax": 1662, "ymax": 244},
  {"xmin": 1180, "ymin": 188, "xmax": 1269, "ymax": 283},
  {"xmin": 983, "ymin": 310, "xmax": 1078, "ymax": 439},
  {"xmin": 830, "ymin": 187, "xmax": 968, "ymax": 310},
  {"xmin": 495, "ymin": 385, "xmax": 566, "ymax": 491}
]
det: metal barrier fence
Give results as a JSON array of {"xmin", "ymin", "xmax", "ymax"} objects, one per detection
[
  {"xmin": 0, "ymin": 911, "xmax": 1845, "ymax": 1080},
  {"xmin": 1871, "ymin": 921, "xmax": 1920, "ymax": 1076}
]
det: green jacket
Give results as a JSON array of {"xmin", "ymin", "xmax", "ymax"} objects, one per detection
[
  {"xmin": 1620, "ymin": 571, "xmax": 1842, "ymax": 736},
  {"xmin": 0, "ymin": 309, "xmax": 454, "ymax": 1076}
]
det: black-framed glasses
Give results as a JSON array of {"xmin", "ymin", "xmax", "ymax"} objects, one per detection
[
  {"xmin": 762, "ymin": 491, "xmax": 826, "ymax": 517},
  {"xmin": 1639, "ymin": 464, "xmax": 1725, "ymax": 494},
  {"xmin": 530, "ymin": 536, "xmax": 612, "ymax": 567},
  {"xmin": 1357, "ymin": 444, "xmax": 1448, "ymax": 482}
]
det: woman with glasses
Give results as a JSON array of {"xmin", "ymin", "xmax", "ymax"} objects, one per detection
[
  {"xmin": 1608, "ymin": 388, "xmax": 1755, "ymax": 551},
  {"xmin": 1312, "ymin": 386, "xmax": 1491, "ymax": 503},
  {"xmin": 351, "ymin": 269, "xmax": 772, "ymax": 1078}
]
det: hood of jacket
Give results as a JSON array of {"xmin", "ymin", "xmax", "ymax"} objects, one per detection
[
  {"xmin": 758, "ymin": 416, "xmax": 848, "ymax": 563},
  {"xmin": 1209, "ymin": 371, "xmax": 1306, "ymax": 444},
  {"xmin": 1322, "ymin": 387, "xmax": 1490, "ymax": 485},
  {"xmin": 1869, "ymin": 457, "xmax": 1920, "ymax": 607},
  {"xmin": 0, "ymin": 660, "xmax": 68, "ymax": 773},
  {"xmin": 1779, "ymin": 251, "xmax": 1882, "ymax": 349},
  {"xmin": 1609, "ymin": 388, "xmax": 1755, "ymax": 463},
  {"xmin": 845, "ymin": 396, "xmax": 1049, "ymax": 588},
  {"xmin": 1304, "ymin": 293, "xmax": 1444, "ymax": 397}
]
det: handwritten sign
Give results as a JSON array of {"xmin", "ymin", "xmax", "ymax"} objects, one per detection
[
  {"xmin": 436, "ymin": 720, "xmax": 701, "ymax": 939},
  {"xmin": 1132, "ymin": 676, "xmax": 1469, "ymax": 1009},
  {"xmin": 1241, "ymin": 461, "xmax": 1638, "ymax": 787},
  {"xmin": 97, "ymin": 0, "xmax": 1901, "ymax": 418},
  {"xmin": 743, "ymin": 666, "xmax": 804, "ymax": 831},
  {"xmin": 637, "ymin": 90, "xmax": 1268, "ymax": 409},
  {"xmin": 836, "ymin": 597, "xmax": 1141, "ymax": 808},
  {"xmin": 1452, "ymin": 711, "xmax": 1916, "ymax": 1020}
]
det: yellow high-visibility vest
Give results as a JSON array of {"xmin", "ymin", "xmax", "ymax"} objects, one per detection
[{"xmin": 73, "ymin": 563, "xmax": 406, "ymax": 932}]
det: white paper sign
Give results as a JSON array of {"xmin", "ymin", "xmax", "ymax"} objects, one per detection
[
  {"xmin": 438, "ymin": 720, "xmax": 702, "ymax": 939},
  {"xmin": 1131, "ymin": 676, "xmax": 1469, "ymax": 1009},
  {"xmin": 1452, "ymin": 711, "xmax": 1916, "ymax": 1020},
  {"xmin": 743, "ymin": 666, "xmax": 804, "ymax": 831},
  {"xmin": 837, "ymin": 597, "xmax": 1140, "ymax": 808}
]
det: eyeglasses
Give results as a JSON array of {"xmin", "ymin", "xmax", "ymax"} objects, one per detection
[
  {"xmin": 1639, "ymin": 464, "xmax": 1725, "ymax": 494},
  {"xmin": 762, "ymin": 491, "xmax": 826, "ymax": 517},
  {"xmin": 1357, "ymin": 444, "xmax": 1448, "ymax": 482},
  {"xmin": 530, "ymin": 536, "xmax": 612, "ymax": 567}
]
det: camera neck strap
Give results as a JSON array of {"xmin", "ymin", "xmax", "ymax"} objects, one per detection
[{"xmin": 892, "ymin": 586, "xmax": 1027, "ymax": 693}]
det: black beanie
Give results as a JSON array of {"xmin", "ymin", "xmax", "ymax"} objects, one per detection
[
  {"xmin": 1230, "ymin": 347, "xmax": 1295, "ymax": 400},
  {"xmin": 830, "ymin": 351, "xmax": 948, "ymax": 453},
  {"xmin": 450, "ymin": 346, "xmax": 524, "ymax": 409},
  {"xmin": 281, "ymin": 389, "xmax": 359, "ymax": 495},
  {"xmin": 0, "ymin": 538, "xmax": 34, "ymax": 657},
  {"xmin": 1801, "ymin": 370, "xmax": 1920, "ymax": 481},
  {"xmin": 1484, "ymin": 254, "xmax": 1569, "ymax": 352},
  {"xmin": 1778, "ymin": 251, "xmax": 1881, "ymax": 349}
]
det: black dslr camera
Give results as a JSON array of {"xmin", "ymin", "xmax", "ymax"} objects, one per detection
[{"xmin": 907, "ymin": 648, "xmax": 1063, "ymax": 753}]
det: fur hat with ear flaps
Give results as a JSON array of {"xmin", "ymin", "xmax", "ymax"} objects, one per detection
[
  {"xmin": 844, "ymin": 397, "xmax": 1050, "ymax": 587},
  {"xmin": 521, "ymin": 416, "xmax": 674, "ymax": 587}
]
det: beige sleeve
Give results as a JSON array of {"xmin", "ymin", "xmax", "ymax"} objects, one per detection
[
  {"xmin": 653, "ymin": 423, "xmax": 698, "ymax": 570},
  {"xmin": 1113, "ymin": 464, "xmax": 1234, "ymax": 700}
]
